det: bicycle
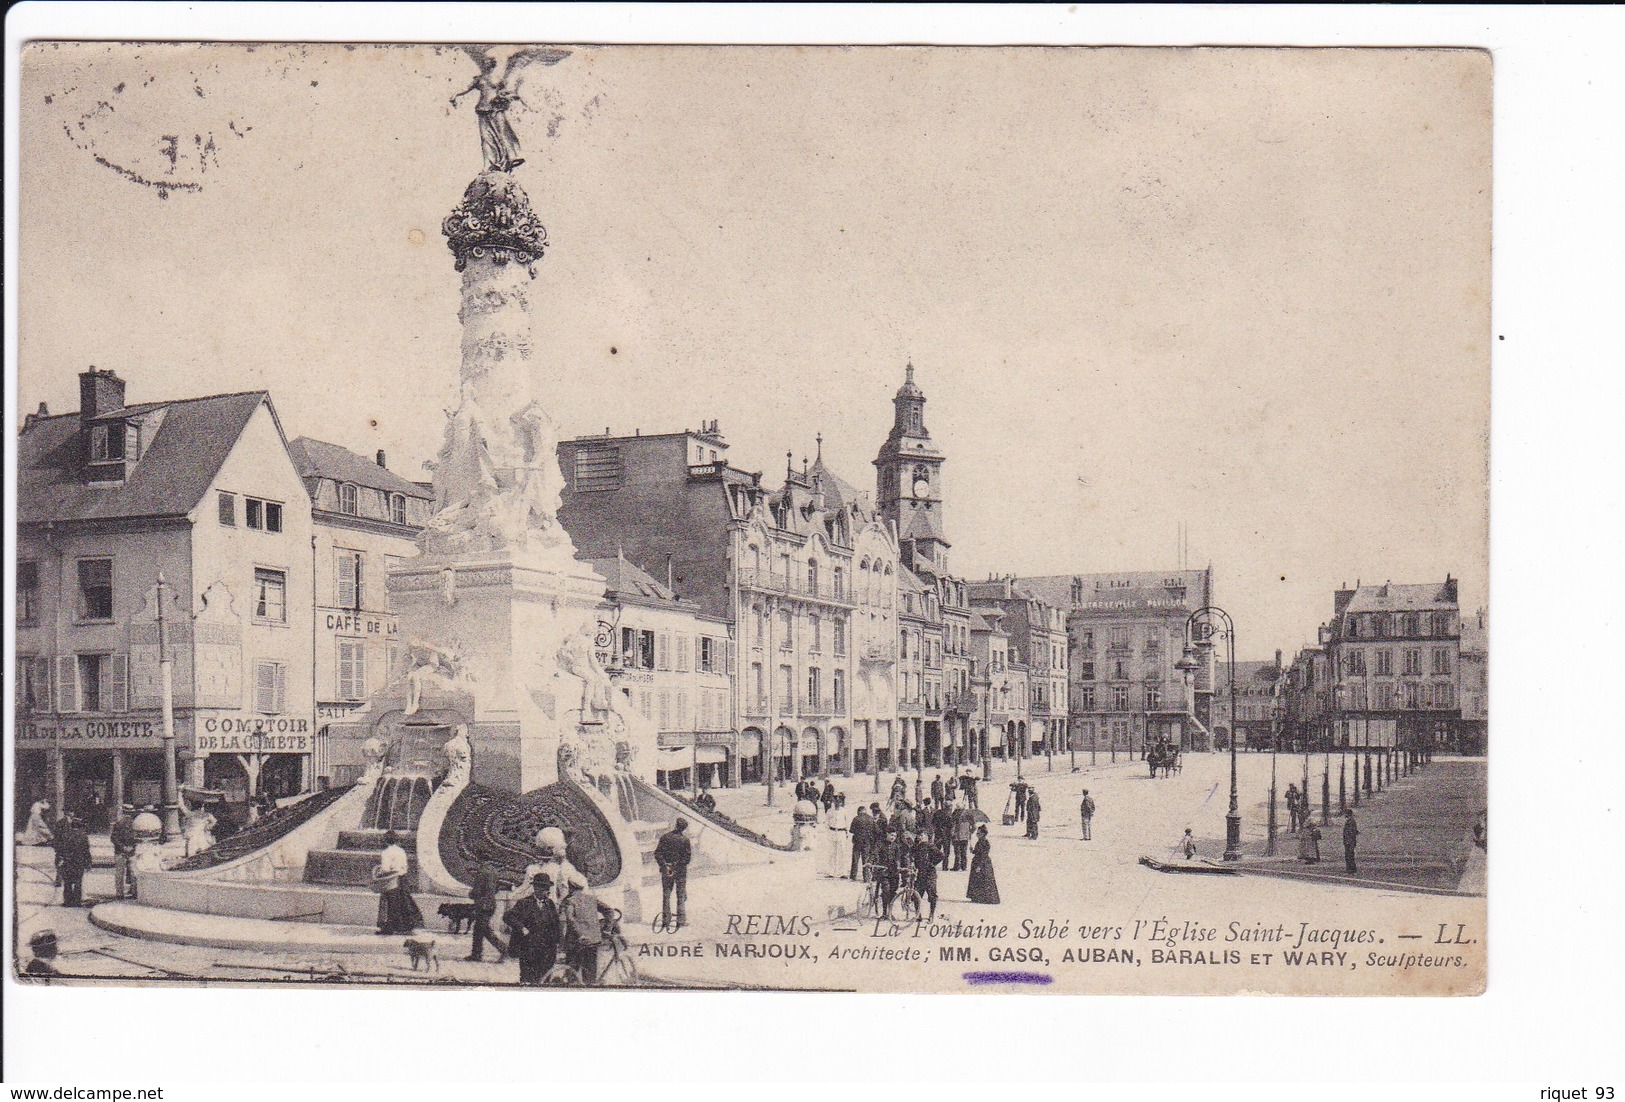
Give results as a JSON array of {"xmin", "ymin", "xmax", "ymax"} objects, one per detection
[
  {"xmin": 856, "ymin": 863, "xmax": 886, "ymax": 920},
  {"xmin": 541, "ymin": 907, "xmax": 640, "ymax": 987},
  {"xmin": 892, "ymin": 878, "xmax": 924, "ymax": 923},
  {"xmin": 857, "ymin": 857, "xmax": 923, "ymax": 923}
]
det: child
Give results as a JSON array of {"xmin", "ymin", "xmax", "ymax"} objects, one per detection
[{"xmin": 1181, "ymin": 829, "xmax": 1197, "ymax": 860}]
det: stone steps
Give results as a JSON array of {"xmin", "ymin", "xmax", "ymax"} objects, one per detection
[
  {"xmin": 305, "ymin": 849, "xmax": 420, "ymax": 889},
  {"xmin": 336, "ymin": 830, "xmax": 417, "ymax": 852}
]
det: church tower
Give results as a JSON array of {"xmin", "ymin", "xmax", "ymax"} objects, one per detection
[{"xmin": 875, "ymin": 364, "xmax": 949, "ymax": 576}]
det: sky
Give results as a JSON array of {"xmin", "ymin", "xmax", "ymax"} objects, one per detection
[{"xmin": 17, "ymin": 43, "xmax": 1490, "ymax": 660}]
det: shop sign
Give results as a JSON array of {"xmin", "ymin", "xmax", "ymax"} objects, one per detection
[
  {"xmin": 20, "ymin": 717, "xmax": 158, "ymax": 742},
  {"xmin": 195, "ymin": 714, "xmax": 313, "ymax": 754},
  {"xmin": 325, "ymin": 611, "xmax": 398, "ymax": 636},
  {"xmin": 317, "ymin": 700, "xmax": 367, "ymax": 720}
]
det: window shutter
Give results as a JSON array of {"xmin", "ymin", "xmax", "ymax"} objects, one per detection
[
  {"xmin": 56, "ymin": 656, "xmax": 80, "ymax": 713},
  {"xmin": 275, "ymin": 662, "xmax": 288, "ymax": 713},
  {"xmin": 254, "ymin": 661, "xmax": 274, "ymax": 713},
  {"xmin": 106, "ymin": 654, "xmax": 129, "ymax": 713}
]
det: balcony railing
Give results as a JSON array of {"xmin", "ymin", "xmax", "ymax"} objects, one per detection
[
  {"xmin": 743, "ymin": 696, "xmax": 771, "ymax": 717},
  {"xmin": 798, "ymin": 695, "xmax": 843, "ymax": 717},
  {"xmin": 737, "ymin": 569, "xmax": 854, "ymax": 606}
]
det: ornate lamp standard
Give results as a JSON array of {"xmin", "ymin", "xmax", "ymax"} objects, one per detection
[
  {"xmin": 1177, "ymin": 606, "xmax": 1241, "ymax": 861},
  {"xmin": 1266, "ymin": 674, "xmax": 1282, "ymax": 856},
  {"xmin": 154, "ymin": 572, "xmax": 182, "ymax": 842}
]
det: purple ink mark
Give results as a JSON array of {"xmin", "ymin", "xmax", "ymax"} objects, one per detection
[{"xmin": 963, "ymin": 971, "xmax": 1052, "ymax": 986}]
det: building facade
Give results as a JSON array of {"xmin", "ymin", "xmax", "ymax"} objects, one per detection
[
  {"xmin": 1282, "ymin": 643, "xmax": 1334, "ymax": 752},
  {"xmin": 16, "ymin": 369, "xmax": 316, "ymax": 828},
  {"xmin": 1458, "ymin": 608, "xmax": 1487, "ymax": 755},
  {"xmin": 289, "ymin": 437, "xmax": 433, "ymax": 788},
  {"xmin": 1210, "ymin": 655, "xmax": 1284, "ymax": 751},
  {"xmin": 556, "ymin": 425, "xmax": 895, "ymax": 787},
  {"xmin": 1021, "ymin": 568, "xmax": 1216, "ymax": 758},
  {"xmin": 587, "ymin": 554, "xmax": 736, "ymax": 790},
  {"xmin": 554, "ymin": 366, "xmax": 986, "ymax": 789},
  {"xmin": 1323, "ymin": 578, "xmax": 1464, "ymax": 756},
  {"xmin": 877, "ymin": 366, "xmax": 976, "ymax": 770},
  {"xmin": 967, "ymin": 577, "xmax": 1068, "ymax": 760}
]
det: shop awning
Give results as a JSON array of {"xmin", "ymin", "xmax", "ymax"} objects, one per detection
[{"xmin": 656, "ymin": 745, "xmax": 730, "ymax": 767}]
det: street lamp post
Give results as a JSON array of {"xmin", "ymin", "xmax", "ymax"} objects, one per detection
[
  {"xmin": 154, "ymin": 572, "xmax": 182, "ymax": 842},
  {"xmin": 1266, "ymin": 679, "xmax": 1281, "ymax": 857},
  {"xmin": 1178, "ymin": 606, "xmax": 1241, "ymax": 861}
]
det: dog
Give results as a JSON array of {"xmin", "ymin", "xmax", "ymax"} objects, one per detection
[
  {"xmin": 437, "ymin": 901, "xmax": 479, "ymax": 934},
  {"xmin": 403, "ymin": 935, "xmax": 440, "ymax": 972}
]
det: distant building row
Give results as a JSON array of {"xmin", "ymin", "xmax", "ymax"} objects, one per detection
[{"xmin": 1281, "ymin": 579, "xmax": 1485, "ymax": 755}]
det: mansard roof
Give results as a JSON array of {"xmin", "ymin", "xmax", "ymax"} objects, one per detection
[{"xmin": 288, "ymin": 437, "xmax": 433, "ymax": 502}]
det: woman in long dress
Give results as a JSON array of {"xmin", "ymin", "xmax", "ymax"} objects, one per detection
[
  {"xmin": 373, "ymin": 831, "xmax": 425, "ymax": 934},
  {"xmin": 19, "ymin": 799, "xmax": 54, "ymax": 845},
  {"xmin": 821, "ymin": 806, "xmax": 851, "ymax": 878},
  {"xmin": 966, "ymin": 825, "xmax": 1001, "ymax": 905},
  {"xmin": 1298, "ymin": 819, "xmax": 1322, "ymax": 863},
  {"xmin": 183, "ymin": 808, "xmax": 216, "ymax": 856}
]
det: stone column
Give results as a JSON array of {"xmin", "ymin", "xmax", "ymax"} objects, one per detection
[{"xmin": 111, "ymin": 748, "xmax": 125, "ymax": 811}]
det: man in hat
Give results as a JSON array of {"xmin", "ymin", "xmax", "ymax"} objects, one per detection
[
  {"xmin": 502, "ymin": 872, "xmax": 561, "ymax": 985},
  {"xmin": 848, "ymin": 803, "xmax": 876, "ymax": 881},
  {"xmin": 560, "ymin": 878, "xmax": 612, "ymax": 984},
  {"xmin": 1079, "ymin": 789, "xmax": 1096, "ymax": 841},
  {"xmin": 931, "ymin": 797, "xmax": 953, "ymax": 868},
  {"xmin": 110, "ymin": 804, "xmax": 138, "ymax": 900},
  {"xmin": 465, "ymin": 859, "xmax": 507, "ymax": 963},
  {"xmin": 25, "ymin": 929, "xmax": 61, "ymax": 978},
  {"xmin": 653, "ymin": 817, "xmax": 693, "ymax": 928},
  {"xmin": 1342, "ymin": 809, "xmax": 1360, "ymax": 874},
  {"xmin": 950, "ymin": 800, "xmax": 975, "ymax": 871},
  {"xmin": 960, "ymin": 768, "xmax": 978, "ymax": 810},
  {"xmin": 52, "ymin": 814, "xmax": 92, "ymax": 908},
  {"xmin": 911, "ymin": 831, "xmax": 941, "ymax": 921}
]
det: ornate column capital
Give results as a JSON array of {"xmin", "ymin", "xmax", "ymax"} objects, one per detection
[{"xmin": 443, "ymin": 170, "xmax": 549, "ymax": 275}]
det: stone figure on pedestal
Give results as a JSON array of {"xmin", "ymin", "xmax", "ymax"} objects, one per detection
[{"xmin": 450, "ymin": 46, "xmax": 570, "ymax": 174}]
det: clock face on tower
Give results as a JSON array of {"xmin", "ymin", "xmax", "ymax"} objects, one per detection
[{"xmin": 912, "ymin": 477, "xmax": 930, "ymax": 500}]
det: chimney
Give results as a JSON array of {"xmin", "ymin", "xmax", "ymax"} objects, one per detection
[
  {"xmin": 23, "ymin": 401, "xmax": 49, "ymax": 432},
  {"xmin": 376, "ymin": 450, "xmax": 387, "ymax": 469},
  {"xmin": 79, "ymin": 367, "xmax": 126, "ymax": 426}
]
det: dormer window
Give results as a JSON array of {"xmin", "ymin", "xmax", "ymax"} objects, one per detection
[
  {"xmin": 390, "ymin": 493, "xmax": 407, "ymax": 525},
  {"xmin": 90, "ymin": 423, "xmax": 126, "ymax": 462},
  {"xmin": 339, "ymin": 482, "xmax": 359, "ymax": 515}
]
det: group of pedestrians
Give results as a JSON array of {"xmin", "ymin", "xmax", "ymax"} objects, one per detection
[
  {"xmin": 840, "ymin": 781, "xmax": 1000, "ymax": 913},
  {"xmin": 498, "ymin": 868, "xmax": 619, "ymax": 986}
]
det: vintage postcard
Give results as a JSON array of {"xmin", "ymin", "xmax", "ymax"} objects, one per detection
[{"xmin": 12, "ymin": 42, "xmax": 1488, "ymax": 995}]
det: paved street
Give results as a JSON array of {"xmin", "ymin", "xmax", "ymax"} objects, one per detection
[{"xmin": 16, "ymin": 749, "xmax": 1484, "ymax": 992}]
